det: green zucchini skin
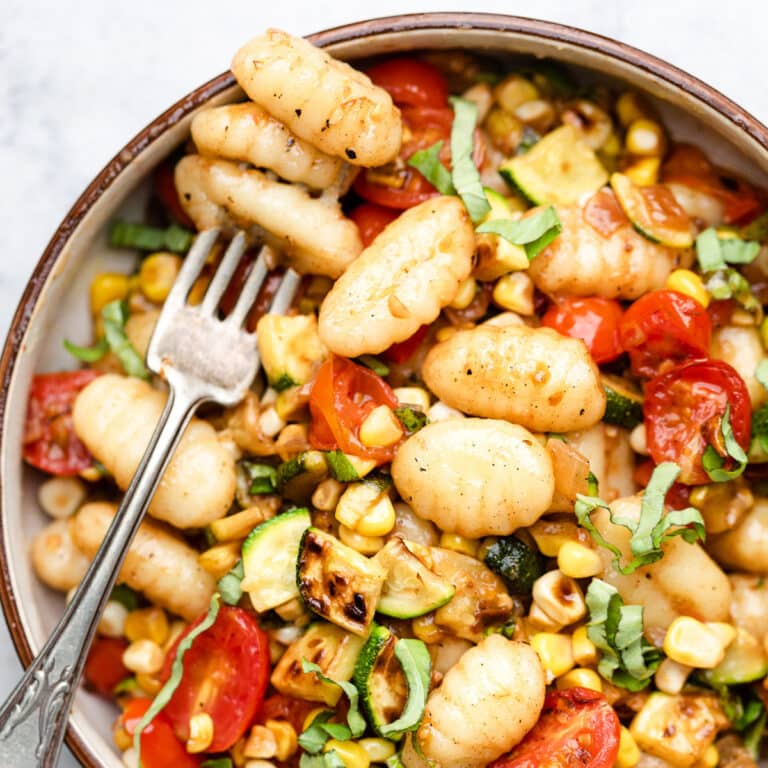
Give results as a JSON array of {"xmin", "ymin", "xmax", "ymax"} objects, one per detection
[
  {"xmin": 602, "ymin": 375, "xmax": 644, "ymax": 429},
  {"xmin": 482, "ymin": 536, "xmax": 541, "ymax": 594}
]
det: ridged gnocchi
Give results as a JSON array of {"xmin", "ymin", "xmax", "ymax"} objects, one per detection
[
  {"xmin": 72, "ymin": 374, "xmax": 235, "ymax": 529},
  {"xmin": 707, "ymin": 499, "xmax": 768, "ymax": 573},
  {"xmin": 422, "ymin": 324, "xmax": 605, "ymax": 432},
  {"xmin": 318, "ymin": 196, "xmax": 475, "ymax": 356},
  {"xmin": 392, "ymin": 418, "xmax": 554, "ymax": 538},
  {"xmin": 711, "ymin": 325, "xmax": 768, "ymax": 409}
]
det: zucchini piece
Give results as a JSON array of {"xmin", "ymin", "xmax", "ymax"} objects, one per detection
[
  {"xmin": 474, "ymin": 188, "xmax": 529, "ymax": 280},
  {"xmin": 270, "ymin": 622, "xmax": 366, "ymax": 705},
  {"xmin": 276, "ymin": 450, "xmax": 328, "ymax": 502},
  {"xmin": 610, "ymin": 172, "xmax": 694, "ymax": 248},
  {"xmin": 241, "ymin": 507, "xmax": 311, "ymax": 613},
  {"xmin": 703, "ymin": 628, "xmax": 768, "ymax": 685},
  {"xmin": 482, "ymin": 535, "xmax": 541, "ymax": 594},
  {"xmin": 373, "ymin": 538, "xmax": 455, "ymax": 618},
  {"xmin": 257, "ymin": 314, "xmax": 327, "ymax": 391},
  {"xmin": 499, "ymin": 125, "xmax": 608, "ymax": 206},
  {"xmin": 602, "ymin": 374, "xmax": 644, "ymax": 429},
  {"xmin": 297, "ymin": 528, "xmax": 386, "ymax": 636}
]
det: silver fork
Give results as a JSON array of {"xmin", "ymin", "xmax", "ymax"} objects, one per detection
[{"xmin": 0, "ymin": 229, "xmax": 300, "ymax": 767}]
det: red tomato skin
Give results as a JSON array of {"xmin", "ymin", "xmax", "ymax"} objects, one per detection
[
  {"xmin": 541, "ymin": 298, "xmax": 624, "ymax": 364},
  {"xmin": 490, "ymin": 688, "xmax": 620, "ymax": 768},
  {"xmin": 258, "ymin": 693, "xmax": 317, "ymax": 733},
  {"xmin": 83, "ymin": 637, "xmax": 129, "ymax": 697},
  {"xmin": 160, "ymin": 606, "xmax": 270, "ymax": 752},
  {"xmin": 383, "ymin": 325, "xmax": 430, "ymax": 364},
  {"xmin": 154, "ymin": 161, "xmax": 195, "ymax": 228},
  {"xmin": 366, "ymin": 57, "xmax": 449, "ymax": 108},
  {"xmin": 23, "ymin": 370, "xmax": 100, "ymax": 476},
  {"xmin": 349, "ymin": 204, "xmax": 399, "ymax": 247},
  {"xmin": 121, "ymin": 698, "xmax": 201, "ymax": 768},
  {"xmin": 644, "ymin": 359, "xmax": 751, "ymax": 485},
  {"xmin": 634, "ymin": 460, "xmax": 691, "ymax": 510},
  {"xmin": 619, "ymin": 289, "xmax": 712, "ymax": 378}
]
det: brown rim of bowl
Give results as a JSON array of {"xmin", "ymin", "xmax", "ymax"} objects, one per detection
[{"xmin": 2, "ymin": 11, "xmax": 768, "ymax": 766}]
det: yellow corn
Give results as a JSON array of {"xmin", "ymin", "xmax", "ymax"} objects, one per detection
[
  {"xmin": 625, "ymin": 119, "xmax": 666, "ymax": 157},
  {"xmin": 358, "ymin": 738, "xmax": 396, "ymax": 763},
  {"xmin": 665, "ymin": 269, "xmax": 710, "ymax": 308},
  {"xmin": 532, "ymin": 570, "xmax": 587, "ymax": 626},
  {"xmin": 359, "ymin": 405, "xmax": 404, "ymax": 449},
  {"xmin": 210, "ymin": 499, "xmax": 279, "ymax": 542},
  {"xmin": 113, "ymin": 723, "xmax": 132, "ymax": 752},
  {"xmin": 38, "ymin": 476, "xmax": 87, "ymax": 519},
  {"xmin": 98, "ymin": 600, "xmax": 128, "ymax": 638},
  {"xmin": 700, "ymin": 745, "xmax": 719, "ymax": 768},
  {"xmin": 706, "ymin": 622, "xmax": 738, "ymax": 649},
  {"xmin": 323, "ymin": 740, "xmax": 371, "ymax": 768},
  {"xmin": 124, "ymin": 607, "xmax": 169, "ymax": 646},
  {"xmin": 557, "ymin": 541, "xmax": 602, "ymax": 579},
  {"xmin": 514, "ymin": 99, "xmax": 556, "ymax": 134},
  {"xmin": 492, "ymin": 272, "xmax": 534, "ymax": 315},
  {"xmin": 135, "ymin": 672, "xmax": 162, "ymax": 696},
  {"xmin": 653, "ymin": 657, "xmax": 692, "ymax": 695},
  {"xmin": 435, "ymin": 326, "xmax": 459, "ymax": 343},
  {"xmin": 393, "ymin": 387, "xmax": 431, "ymax": 414},
  {"xmin": 244, "ymin": 725, "xmax": 277, "ymax": 759},
  {"xmin": 139, "ymin": 253, "xmax": 183, "ymax": 303},
  {"xmin": 198, "ymin": 541, "xmax": 242, "ymax": 578},
  {"xmin": 663, "ymin": 616, "xmax": 727, "ymax": 669},
  {"xmin": 343, "ymin": 454, "xmax": 377, "ymax": 479},
  {"xmin": 527, "ymin": 603, "xmax": 564, "ymax": 633},
  {"xmin": 530, "ymin": 632, "xmax": 574, "ymax": 681},
  {"xmin": 163, "ymin": 620, "xmax": 188, "ymax": 653},
  {"xmin": 90, "ymin": 272, "xmax": 129, "ymax": 315},
  {"xmin": 528, "ymin": 520, "xmax": 581, "ymax": 557},
  {"xmin": 275, "ymin": 391, "xmax": 310, "ymax": 423},
  {"xmin": 556, "ymin": 667, "xmax": 603, "ymax": 692},
  {"xmin": 484, "ymin": 108, "xmax": 523, "ymax": 155},
  {"xmin": 615, "ymin": 726, "xmax": 640, "ymax": 768},
  {"xmin": 302, "ymin": 708, "xmax": 333, "ymax": 734},
  {"xmin": 265, "ymin": 719, "xmax": 298, "ymax": 762},
  {"xmin": 439, "ymin": 533, "xmax": 478, "ymax": 557},
  {"xmin": 494, "ymin": 75, "xmax": 539, "ymax": 112},
  {"xmin": 601, "ymin": 131, "xmax": 622, "ymax": 157},
  {"xmin": 335, "ymin": 483, "xmax": 396, "ymax": 537},
  {"xmin": 571, "ymin": 626, "xmax": 598, "ymax": 666},
  {"xmin": 449, "ymin": 278, "xmax": 477, "ymax": 310},
  {"xmin": 122, "ymin": 639, "xmax": 164, "ymax": 675},
  {"xmin": 412, "ymin": 613, "xmax": 445, "ymax": 644},
  {"xmin": 624, "ymin": 156, "xmax": 661, "ymax": 187},
  {"xmin": 338, "ymin": 525, "xmax": 385, "ymax": 555},
  {"xmin": 311, "ymin": 478, "xmax": 345, "ymax": 513},
  {"xmin": 187, "ymin": 712, "xmax": 214, "ymax": 754},
  {"xmin": 616, "ymin": 92, "xmax": 652, "ymax": 127}
]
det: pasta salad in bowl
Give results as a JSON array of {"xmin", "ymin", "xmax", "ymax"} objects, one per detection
[{"xmin": 4, "ymin": 13, "xmax": 768, "ymax": 768}]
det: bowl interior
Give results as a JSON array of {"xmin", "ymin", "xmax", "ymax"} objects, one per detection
[{"xmin": 3, "ymin": 16, "xmax": 768, "ymax": 768}]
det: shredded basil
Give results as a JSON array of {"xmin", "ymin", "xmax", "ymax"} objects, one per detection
[
  {"xmin": 744, "ymin": 708, "xmax": 768, "ymax": 760},
  {"xmin": 243, "ymin": 462, "xmax": 278, "ymax": 495},
  {"xmin": 133, "ymin": 594, "xmax": 221, "ymax": 761},
  {"xmin": 299, "ymin": 752, "xmax": 346, "ymax": 768},
  {"xmin": 298, "ymin": 711, "xmax": 352, "ymax": 754},
  {"xmin": 217, "ymin": 560, "xmax": 244, "ymax": 606},
  {"xmin": 753, "ymin": 403, "xmax": 768, "ymax": 453},
  {"xmin": 756, "ymin": 359, "xmax": 768, "ymax": 391},
  {"xmin": 201, "ymin": 759, "xmax": 234, "ymax": 768},
  {"xmin": 394, "ymin": 406, "xmax": 428, "ymax": 435},
  {"xmin": 576, "ymin": 462, "xmax": 705, "ymax": 574},
  {"xmin": 386, "ymin": 753, "xmax": 407, "ymax": 768},
  {"xmin": 696, "ymin": 227, "xmax": 760, "ymax": 272},
  {"xmin": 587, "ymin": 471, "xmax": 599, "ymax": 496},
  {"xmin": 271, "ymin": 373, "xmax": 297, "ymax": 392},
  {"xmin": 301, "ymin": 659, "xmax": 366, "ymax": 737},
  {"xmin": 702, "ymin": 405, "xmax": 748, "ymax": 482},
  {"xmin": 448, "ymin": 96, "xmax": 490, "ymax": 224},
  {"xmin": 110, "ymin": 220, "xmax": 193, "ymax": 253},
  {"xmin": 586, "ymin": 579, "xmax": 662, "ymax": 690},
  {"xmin": 113, "ymin": 677, "xmax": 139, "ymax": 695},
  {"xmin": 406, "ymin": 142, "xmax": 455, "ymax": 196},
  {"xmin": 356, "ymin": 355, "xmax": 391, "ymax": 378},
  {"xmin": 476, "ymin": 206, "xmax": 562, "ymax": 260},
  {"xmin": 63, "ymin": 337, "xmax": 108, "ymax": 363},
  {"xmin": 743, "ymin": 210, "xmax": 768, "ymax": 242},
  {"xmin": 325, "ymin": 451, "xmax": 361, "ymax": 483},
  {"xmin": 110, "ymin": 584, "xmax": 140, "ymax": 612},
  {"xmin": 379, "ymin": 639, "xmax": 432, "ymax": 738}
]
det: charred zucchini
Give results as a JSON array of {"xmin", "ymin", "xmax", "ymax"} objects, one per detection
[
  {"xmin": 482, "ymin": 535, "xmax": 541, "ymax": 594},
  {"xmin": 276, "ymin": 450, "xmax": 328, "ymax": 502},
  {"xmin": 704, "ymin": 628, "xmax": 768, "ymax": 686},
  {"xmin": 602, "ymin": 374, "xmax": 644, "ymax": 429}
]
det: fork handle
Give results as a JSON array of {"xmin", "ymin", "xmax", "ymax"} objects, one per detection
[{"xmin": 0, "ymin": 383, "xmax": 201, "ymax": 767}]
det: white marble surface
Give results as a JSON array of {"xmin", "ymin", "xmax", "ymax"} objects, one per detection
[{"xmin": 2, "ymin": 0, "xmax": 768, "ymax": 764}]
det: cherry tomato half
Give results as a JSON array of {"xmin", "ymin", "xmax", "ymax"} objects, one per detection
[
  {"xmin": 160, "ymin": 606, "xmax": 270, "ymax": 752},
  {"xmin": 491, "ymin": 688, "xmax": 620, "ymax": 768},
  {"xmin": 634, "ymin": 459, "xmax": 691, "ymax": 510},
  {"xmin": 121, "ymin": 698, "xmax": 200, "ymax": 768},
  {"xmin": 83, "ymin": 637, "xmax": 129, "ymax": 697},
  {"xmin": 644, "ymin": 359, "xmax": 751, "ymax": 485},
  {"xmin": 23, "ymin": 370, "xmax": 100, "ymax": 476},
  {"xmin": 383, "ymin": 325, "xmax": 430, "ymax": 364},
  {"xmin": 619, "ymin": 289, "xmax": 712, "ymax": 378},
  {"xmin": 349, "ymin": 203, "xmax": 400, "ymax": 247},
  {"xmin": 309, "ymin": 355, "xmax": 401, "ymax": 464},
  {"xmin": 541, "ymin": 297, "xmax": 624, "ymax": 364},
  {"xmin": 366, "ymin": 57, "xmax": 449, "ymax": 108},
  {"xmin": 258, "ymin": 693, "xmax": 318, "ymax": 734},
  {"xmin": 154, "ymin": 160, "xmax": 195, "ymax": 228}
]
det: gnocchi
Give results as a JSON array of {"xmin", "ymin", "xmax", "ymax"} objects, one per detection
[{"xmin": 707, "ymin": 499, "xmax": 768, "ymax": 574}]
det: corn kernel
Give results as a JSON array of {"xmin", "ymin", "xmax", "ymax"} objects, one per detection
[
  {"xmin": 654, "ymin": 657, "xmax": 692, "ymax": 695},
  {"xmin": 530, "ymin": 633, "xmax": 574, "ymax": 681},
  {"xmin": 493, "ymin": 272, "xmax": 534, "ymax": 314},
  {"xmin": 514, "ymin": 99, "xmax": 556, "ymax": 134},
  {"xmin": 358, "ymin": 738, "xmax": 396, "ymax": 762},
  {"xmin": 439, "ymin": 533, "xmax": 477, "ymax": 557},
  {"xmin": 338, "ymin": 525, "xmax": 385, "ymax": 555},
  {"xmin": 665, "ymin": 269, "xmax": 710, "ymax": 308},
  {"xmin": 435, "ymin": 326, "xmax": 458, "ymax": 343},
  {"xmin": 124, "ymin": 607, "xmax": 169, "ymax": 646},
  {"xmin": 187, "ymin": 712, "xmax": 214, "ymax": 753},
  {"xmin": 626, "ymin": 119, "xmax": 666, "ymax": 157},
  {"xmin": 449, "ymin": 278, "xmax": 477, "ymax": 310},
  {"xmin": 259, "ymin": 405, "xmax": 286, "ymax": 438},
  {"xmin": 485, "ymin": 108, "xmax": 523, "ymax": 155},
  {"xmin": 532, "ymin": 570, "xmax": 587, "ymax": 626},
  {"xmin": 629, "ymin": 423, "xmax": 648, "ymax": 455},
  {"xmin": 98, "ymin": 600, "xmax": 128, "ymax": 638},
  {"xmin": 557, "ymin": 541, "xmax": 602, "ymax": 579},
  {"xmin": 615, "ymin": 726, "xmax": 640, "ymax": 768},
  {"xmin": 494, "ymin": 75, "xmax": 540, "ymax": 112},
  {"xmin": 527, "ymin": 603, "xmax": 563, "ymax": 633},
  {"xmin": 616, "ymin": 92, "xmax": 652, "ymax": 127},
  {"xmin": 528, "ymin": 520, "xmax": 581, "ymax": 557},
  {"xmin": 244, "ymin": 725, "xmax": 277, "ymax": 759},
  {"xmin": 336, "ymin": 483, "xmax": 396, "ymax": 537},
  {"xmin": 312, "ymin": 478, "xmax": 345, "ymax": 512},
  {"xmin": 323, "ymin": 739, "xmax": 371, "ymax": 768},
  {"xmin": 664, "ymin": 616, "xmax": 727, "ymax": 668},
  {"xmin": 571, "ymin": 626, "xmax": 598, "ymax": 666},
  {"xmin": 139, "ymin": 253, "xmax": 182, "ymax": 303},
  {"xmin": 412, "ymin": 613, "xmax": 445, "ymax": 644},
  {"xmin": 90, "ymin": 272, "xmax": 129, "ymax": 315},
  {"xmin": 198, "ymin": 541, "xmax": 242, "ymax": 579},
  {"xmin": 705, "ymin": 622, "xmax": 737, "ymax": 648},
  {"xmin": 136, "ymin": 672, "xmax": 162, "ymax": 695},
  {"xmin": 393, "ymin": 387, "xmax": 431, "ymax": 414},
  {"xmin": 265, "ymin": 719, "xmax": 298, "ymax": 761},
  {"xmin": 359, "ymin": 405, "xmax": 404, "ymax": 449},
  {"xmin": 601, "ymin": 131, "xmax": 622, "ymax": 157},
  {"xmin": 302, "ymin": 708, "xmax": 333, "ymax": 734},
  {"xmin": 210, "ymin": 500, "xmax": 279, "ymax": 542},
  {"xmin": 121, "ymin": 747, "xmax": 140, "ymax": 768},
  {"xmin": 357, "ymin": 500, "xmax": 396, "ymax": 537},
  {"xmin": 122, "ymin": 639, "xmax": 164, "ymax": 675},
  {"xmin": 624, "ymin": 156, "xmax": 661, "ymax": 187},
  {"xmin": 113, "ymin": 723, "xmax": 132, "ymax": 751},
  {"xmin": 38, "ymin": 476, "xmax": 87, "ymax": 519},
  {"xmin": 557, "ymin": 667, "xmax": 603, "ymax": 692},
  {"xmin": 344, "ymin": 455, "xmax": 378, "ymax": 479},
  {"xmin": 163, "ymin": 620, "xmax": 188, "ymax": 654},
  {"xmin": 700, "ymin": 745, "xmax": 719, "ymax": 768}
]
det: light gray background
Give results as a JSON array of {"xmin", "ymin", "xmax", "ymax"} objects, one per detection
[{"xmin": 2, "ymin": 1, "xmax": 767, "ymax": 764}]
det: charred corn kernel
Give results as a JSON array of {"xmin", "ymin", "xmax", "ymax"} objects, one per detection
[
  {"xmin": 493, "ymin": 272, "xmax": 534, "ymax": 315},
  {"xmin": 427, "ymin": 401, "xmax": 465, "ymax": 422},
  {"xmin": 626, "ymin": 119, "xmax": 666, "ymax": 157},
  {"xmin": 122, "ymin": 639, "xmax": 164, "ymax": 675},
  {"xmin": 393, "ymin": 387, "xmax": 431, "ymax": 414},
  {"xmin": 359, "ymin": 405, "xmax": 404, "ymax": 449},
  {"xmin": 139, "ymin": 253, "xmax": 183, "ymax": 303},
  {"xmin": 210, "ymin": 500, "xmax": 278, "ymax": 542},
  {"xmin": 323, "ymin": 739, "xmax": 370, "ymax": 768},
  {"xmin": 98, "ymin": 600, "xmax": 128, "ymax": 638},
  {"xmin": 571, "ymin": 626, "xmax": 598, "ymax": 666},
  {"xmin": 265, "ymin": 719, "xmax": 298, "ymax": 761},
  {"xmin": 312, "ymin": 478, "xmax": 345, "ymax": 512},
  {"xmin": 338, "ymin": 525, "xmax": 385, "ymax": 555},
  {"xmin": 514, "ymin": 99, "xmax": 556, "ymax": 133},
  {"xmin": 188, "ymin": 273, "xmax": 210, "ymax": 305},
  {"xmin": 259, "ymin": 405, "xmax": 286, "ymax": 438},
  {"xmin": 616, "ymin": 92, "xmax": 652, "ymax": 127},
  {"xmin": 700, "ymin": 745, "xmax": 719, "ymax": 768},
  {"xmin": 439, "ymin": 533, "xmax": 478, "ymax": 557},
  {"xmin": 485, "ymin": 108, "xmax": 523, "ymax": 155},
  {"xmin": 557, "ymin": 541, "xmax": 602, "ymax": 579},
  {"xmin": 198, "ymin": 541, "xmax": 242, "ymax": 578},
  {"xmin": 530, "ymin": 632, "xmax": 574, "ymax": 681},
  {"xmin": 532, "ymin": 570, "xmax": 587, "ymax": 626},
  {"xmin": 412, "ymin": 613, "xmax": 445, "ymax": 644},
  {"xmin": 124, "ymin": 607, "xmax": 169, "ymax": 646},
  {"xmin": 113, "ymin": 723, "xmax": 132, "ymax": 751},
  {"xmin": 557, "ymin": 667, "xmax": 603, "ymax": 692},
  {"xmin": 665, "ymin": 269, "xmax": 709, "ymax": 308},
  {"xmin": 136, "ymin": 672, "xmax": 162, "ymax": 695},
  {"xmin": 616, "ymin": 726, "xmax": 640, "ymax": 768},
  {"xmin": 624, "ymin": 156, "xmax": 661, "ymax": 187},
  {"xmin": 38, "ymin": 476, "xmax": 87, "ymax": 519},
  {"xmin": 494, "ymin": 75, "xmax": 539, "ymax": 112},
  {"xmin": 90, "ymin": 272, "xmax": 129, "ymax": 315},
  {"xmin": 705, "ymin": 622, "xmax": 737, "ymax": 648},
  {"xmin": 435, "ymin": 326, "xmax": 459, "ymax": 343},
  {"xmin": 449, "ymin": 278, "xmax": 477, "ymax": 310},
  {"xmin": 653, "ymin": 657, "xmax": 692, "ymax": 695},
  {"xmin": 629, "ymin": 423, "xmax": 648, "ymax": 455},
  {"xmin": 358, "ymin": 738, "xmax": 396, "ymax": 762},
  {"xmin": 302, "ymin": 708, "xmax": 333, "ymax": 734},
  {"xmin": 244, "ymin": 725, "xmax": 278, "ymax": 759},
  {"xmin": 664, "ymin": 616, "xmax": 727, "ymax": 669},
  {"xmin": 336, "ymin": 482, "xmax": 395, "ymax": 536},
  {"xmin": 527, "ymin": 603, "xmax": 563, "ymax": 633},
  {"xmin": 187, "ymin": 712, "xmax": 214, "ymax": 753}
]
